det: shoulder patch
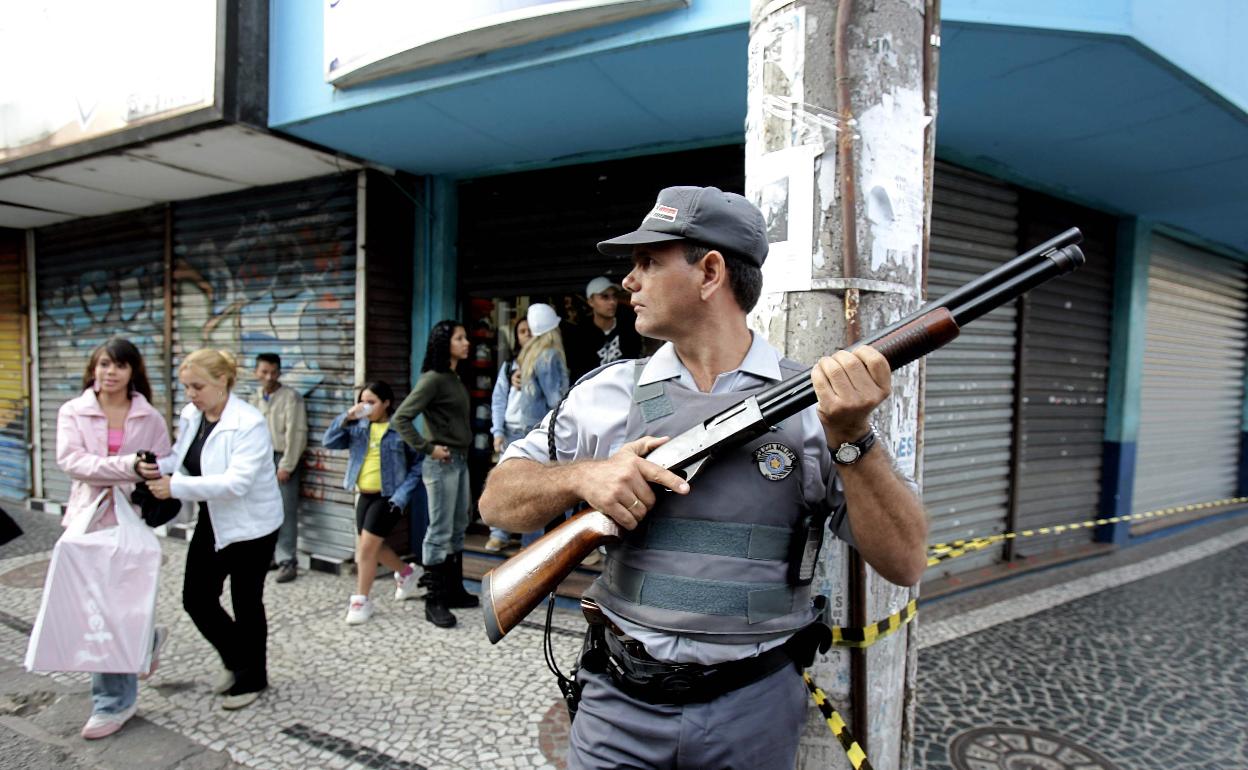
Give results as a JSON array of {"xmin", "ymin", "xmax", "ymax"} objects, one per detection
[{"xmin": 753, "ymin": 442, "xmax": 797, "ymax": 481}]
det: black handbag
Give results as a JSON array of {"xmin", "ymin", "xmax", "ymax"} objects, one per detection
[
  {"xmin": 0, "ymin": 506, "xmax": 21, "ymax": 546},
  {"xmin": 130, "ymin": 483, "xmax": 182, "ymax": 528}
]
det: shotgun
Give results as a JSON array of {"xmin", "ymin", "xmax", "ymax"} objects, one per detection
[{"xmin": 482, "ymin": 228, "xmax": 1086, "ymax": 643}]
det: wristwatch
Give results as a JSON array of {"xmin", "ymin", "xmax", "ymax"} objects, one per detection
[{"xmin": 833, "ymin": 428, "xmax": 877, "ymax": 466}]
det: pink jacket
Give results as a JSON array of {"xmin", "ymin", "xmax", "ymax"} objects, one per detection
[{"xmin": 56, "ymin": 389, "xmax": 173, "ymax": 531}]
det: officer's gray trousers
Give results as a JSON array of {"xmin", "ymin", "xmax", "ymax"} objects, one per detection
[{"xmin": 567, "ymin": 663, "xmax": 808, "ymax": 770}]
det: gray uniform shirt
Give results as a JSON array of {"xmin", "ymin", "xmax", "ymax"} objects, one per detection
[{"xmin": 502, "ymin": 333, "xmax": 864, "ymax": 664}]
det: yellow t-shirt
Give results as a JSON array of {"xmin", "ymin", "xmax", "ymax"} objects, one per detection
[{"xmin": 356, "ymin": 422, "xmax": 389, "ymax": 493}]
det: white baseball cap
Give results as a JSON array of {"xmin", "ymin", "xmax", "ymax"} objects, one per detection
[
  {"xmin": 586, "ymin": 276, "xmax": 621, "ymax": 298},
  {"xmin": 526, "ymin": 303, "xmax": 560, "ymax": 337}
]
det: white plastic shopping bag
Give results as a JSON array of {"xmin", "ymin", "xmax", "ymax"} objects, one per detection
[{"xmin": 25, "ymin": 488, "xmax": 162, "ymax": 674}]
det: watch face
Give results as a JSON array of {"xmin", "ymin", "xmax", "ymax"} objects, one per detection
[{"xmin": 835, "ymin": 443, "xmax": 861, "ymax": 464}]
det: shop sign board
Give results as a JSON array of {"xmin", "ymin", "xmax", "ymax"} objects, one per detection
[
  {"xmin": 0, "ymin": 0, "xmax": 218, "ymax": 163},
  {"xmin": 324, "ymin": 0, "xmax": 688, "ymax": 87}
]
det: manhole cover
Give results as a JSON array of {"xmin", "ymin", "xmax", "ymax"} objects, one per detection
[
  {"xmin": 537, "ymin": 699, "xmax": 570, "ymax": 768},
  {"xmin": 0, "ymin": 554, "xmax": 169, "ymax": 589},
  {"xmin": 0, "ymin": 559, "xmax": 50, "ymax": 589},
  {"xmin": 949, "ymin": 726, "xmax": 1121, "ymax": 770}
]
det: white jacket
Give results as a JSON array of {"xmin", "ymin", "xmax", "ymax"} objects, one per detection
[{"xmin": 160, "ymin": 393, "xmax": 283, "ymax": 550}]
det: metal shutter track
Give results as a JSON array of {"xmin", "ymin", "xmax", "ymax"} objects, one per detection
[
  {"xmin": 923, "ymin": 163, "xmax": 1020, "ymax": 577},
  {"xmin": 0, "ymin": 238, "xmax": 28, "ymax": 500},
  {"xmin": 172, "ymin": 175, "xmax": 358, "ymax": 561},
  {"xmin": 1132, "ymin": 237, "xmax": 1247, "ymax": 517}
]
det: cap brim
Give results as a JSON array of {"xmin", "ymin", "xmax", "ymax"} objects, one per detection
[{"xmin": 596, "ymin": 229, "xmax": 686, "ymax": 257}]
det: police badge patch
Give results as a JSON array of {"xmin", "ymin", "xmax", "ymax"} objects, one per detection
[{"xmin": 753, "ymin": 442, "xmax": 797, "ymax": 481}]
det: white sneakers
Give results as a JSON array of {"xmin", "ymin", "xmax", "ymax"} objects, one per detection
[
  {"xmin": 222, "ymin": 690, "xmax": 261, "ymax": 710},
  {"xmin": 82, "ymin": 625, "xmax": 171, "ymax": 739},
  {"xmin": 80, "ymin": 704, "xmax": 137, "ymax": 740},
  {"xmin": 212, "ymin": 668, "xmax": 235, "ymax": 695},
  {"xmin": 345, "ymin": 595, "xmax": 374, "ymax": 624},
  {"xmin": 349, "ymin": 565, "xmax": 419, "ymax": 623},
  {"xmin": 394, "ymin": 567, "xmax": 420, "ymax": 601}
]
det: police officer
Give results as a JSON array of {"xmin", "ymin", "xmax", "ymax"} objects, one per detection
[{"xmin": 479, "ymin": 186, "xmax": 928, "ymax": 770}]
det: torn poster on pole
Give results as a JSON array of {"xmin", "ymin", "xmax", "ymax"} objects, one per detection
[{"xmin": 747, "ymin": 144, "xmax": 820, "ymax": 294}]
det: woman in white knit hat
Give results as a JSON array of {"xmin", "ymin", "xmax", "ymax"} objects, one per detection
[
  {"xmin": 509, "ymin": 303, "xmax": 568, "ymax": 434},
  {"xmin": 488, "ymin": 303, "xmax": 569, "ymax": 549}
]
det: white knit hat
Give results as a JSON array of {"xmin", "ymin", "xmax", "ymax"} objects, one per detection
[{"xmin": 526, "ymin": 303, "xmax": 560, "ymax": 337}]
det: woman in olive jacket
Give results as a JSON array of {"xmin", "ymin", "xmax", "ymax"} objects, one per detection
[{"xmin": 393, "ymin": 319, "xmax": 476, "ymax": 628}]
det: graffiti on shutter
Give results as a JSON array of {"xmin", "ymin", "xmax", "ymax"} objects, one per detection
[{"xmin": 172, "ymin": 174, "xmax": 359, "ymax": 560}]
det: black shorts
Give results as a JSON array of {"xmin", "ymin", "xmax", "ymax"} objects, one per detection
[{"xmin": 355, "ymin": 492, "xmax": 402, "ymax": 537}]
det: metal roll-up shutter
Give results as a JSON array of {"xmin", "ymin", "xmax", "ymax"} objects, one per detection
[
  {"xmin": 1132, "ymin": 237, "xmax": 1247, "ymax": 518},
  {"xmin": 172, "ymin": 174, "xmax": 358, "ymax": 561},
  {"xmin": 458, "ymin": 145, "xmax": 745, "ymax": 297},
  {"xmin": 1012, "ymin": 196, "xmax": 1115, "ymax": 559},
  {"xmin": 0, "ymin": 232, "xmax": 29, "ymax": 501},
  {"xmin": 35, "ymin": 210, "xmax": 168, "ymax": 505},
  {"xmin": 922, "ymin": 163, "xmax": 1020, "ymax": 578},
  {"xmin": 364, "ymin": 171, "xmax": 414, "ymax": 394}
]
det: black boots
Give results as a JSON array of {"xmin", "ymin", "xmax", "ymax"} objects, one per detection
[
  {"xmin": 423, "ymin": 552, "xmax": 481, "ymax": 628},
  {"xmin": 444, "ymin": 552, "xmax": 480, "ymax": 609},
  {"xmin": 423, "ymin": 560, "xmax": 457, "ymax": 628}
]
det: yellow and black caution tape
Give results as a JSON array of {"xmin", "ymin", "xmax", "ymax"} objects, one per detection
[
  {"xmin": 806, "ymin": 603, "xmax": 916, "ymax": 767},
  {"xmin": 804, "ymin": 671, "xmax": 872, "ymax": 770},
  {"xmin": 926, "ymin": 496, "xmax": 1248, "ymax": 567},
  {"xmin": 831, "ymin": 599, "xmax": 918, "ymax": 648}
]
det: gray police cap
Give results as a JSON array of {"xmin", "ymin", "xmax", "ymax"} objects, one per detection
[{"xmin": 597, "ymin": 186, "xmax": 768, "ymax": 267}]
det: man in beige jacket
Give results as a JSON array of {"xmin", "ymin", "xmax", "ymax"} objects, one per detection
[{"xmin": 251, "ymin": 353, "xmax": 308, "ymax": 583}]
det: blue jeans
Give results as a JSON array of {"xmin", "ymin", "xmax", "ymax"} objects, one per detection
[
  {"xmin": 489, "ymin": 430, "xmax": 526, "ymax": 544},
  {"xmin": 422, "ymin": 453, "xmax": 470, "ymax": 566},
  {"xmin": 273, "ymin": 452, "xmax": 302, "ymax": 564},
  {"xmin": 91, "ymin": 673, "xmax": 137, "ymax": 716},
  {"xmin": 89, "ymin": 624, "xmax": 167, "ymax": 715}
]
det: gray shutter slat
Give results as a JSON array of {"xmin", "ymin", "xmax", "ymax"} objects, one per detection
[
  {"xmin": 923, "ymin": 164, "xmax": 1020, "ymax": 578},
  {"xmin": 1132, "ymin": 236, "xmax": 1247, "ymax": 520},
  {"xmin": 35, "ymin": 209, "xmax": 168, "ymax": 505}
]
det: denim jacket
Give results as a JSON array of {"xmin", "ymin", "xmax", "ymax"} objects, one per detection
[
  {"xmin": 322, "ymin": 413, "xmax": 423, "ymax": 509},
  {"xmin": 490, "ymin": 349, "xmax": 568, "ymax": 439}
]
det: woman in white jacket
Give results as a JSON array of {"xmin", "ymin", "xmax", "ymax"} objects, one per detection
[{"xmin": 148, "ymin": 349, "xmax": 282, "ymax": 710}]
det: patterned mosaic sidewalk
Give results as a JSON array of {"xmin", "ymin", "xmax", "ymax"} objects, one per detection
[
  {"xmin": 914, "ymin": 537, "xmax": 1248, "ymax": 770},
  {"xmin": 0, "ymin": 521, "xmax": 583, "ymax": 770},
  {"xmin": 3, "ymin": 506, "xmax": 1246, "ymax": 769}
]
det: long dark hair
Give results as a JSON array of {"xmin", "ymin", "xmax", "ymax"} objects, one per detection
[
  {"xmin": 421, "ymin": 319, "xmax": 463, "ymax": 373},
  {"xmin": 359, "ymin": 380, "xmax": 396, "ymax": 416},
  {"xmin": 82, "ymin": 337, "xmax": 153, "ymax": 402},
  {"xmin": 506, "ymin": 315, "xmax": 529, "ymax": 372}
]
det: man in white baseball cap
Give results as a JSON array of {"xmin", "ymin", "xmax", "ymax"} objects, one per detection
[{"xmin": 564, "ymin": 275, "xmax": 642, "ymax": 381}]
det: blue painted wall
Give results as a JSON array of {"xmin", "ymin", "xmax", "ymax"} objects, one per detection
[
  {"xmin": 942, "ymin": 0, "xmax": 1248, "ymax": 113},
  {"xmin": 271, "ymin": 1, "xmax": 746, "ymax": 125},
  {"xmin": 1098, "ymin": 218, "xmax": 1152, "ymax": 545}
]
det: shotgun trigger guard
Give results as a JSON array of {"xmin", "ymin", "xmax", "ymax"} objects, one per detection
[{"xmin": 677, "ymin": 457, "xmax": 708, "ymax": 484}]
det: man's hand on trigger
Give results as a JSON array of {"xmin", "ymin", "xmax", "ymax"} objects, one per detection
[
  {"xmin": 812, "ymin": 345, "xmax": 892, "ymax": 446},
  {"xmin": 575, "ymin": 436, "xmax": 690, "ymax": 530}
]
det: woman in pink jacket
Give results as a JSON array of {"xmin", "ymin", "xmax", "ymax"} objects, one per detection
[{"xmin": 55, "ymin": 337, "xmax": 172, "ymax": 740}]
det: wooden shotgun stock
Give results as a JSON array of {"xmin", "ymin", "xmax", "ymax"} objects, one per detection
[{"xmin": 481, "ymin": 230, "xmax": 1087, "ymax": 644}]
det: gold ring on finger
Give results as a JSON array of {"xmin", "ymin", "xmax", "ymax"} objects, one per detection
[{"xmin": 630, "ymin": 499, "xmax": 643, "ymax": 510}]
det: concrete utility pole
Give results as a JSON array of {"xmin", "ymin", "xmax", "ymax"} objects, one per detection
[{"xmin": 746, "ymin": 1, "xmax": 939, "ymax": 769}]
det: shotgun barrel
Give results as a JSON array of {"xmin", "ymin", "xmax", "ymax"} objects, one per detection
[{"xmin": 481, "ymin": 230, "xmax": 1085, "ymax": 643}]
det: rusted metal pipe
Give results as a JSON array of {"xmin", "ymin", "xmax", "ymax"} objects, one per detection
[{"xmin": 835, "ymin": 0, "xmax": 862, "ymax": 344}]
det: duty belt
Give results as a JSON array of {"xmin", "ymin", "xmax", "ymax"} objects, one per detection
[{"xmin": 579, "ymin": 599, "xmax": 831, "ymax": 706}]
